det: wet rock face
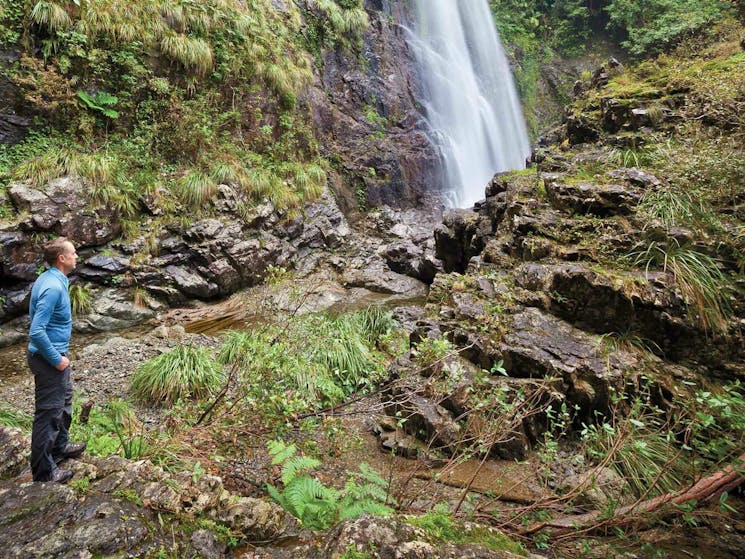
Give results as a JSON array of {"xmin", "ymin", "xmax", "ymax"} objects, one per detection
[{"xmin": 307, "ymin": 5, "xmax": 443, "ymax": 210}]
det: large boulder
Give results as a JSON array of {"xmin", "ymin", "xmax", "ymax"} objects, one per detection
[
  {"xmin": 8, "ymin": 177, "xmax": 121, "ymax": 247},
  {"xmin": 500, "ymin": 307, "xmax": 630, "ymax": 416},
  {"xmin": 74, "ymin": 288, "xmax": 156, "ymax": 333}
]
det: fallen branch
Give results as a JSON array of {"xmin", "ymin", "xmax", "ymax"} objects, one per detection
[{"xmin": 523, "ymin": 452, "xmax": 745, "ymax": 536}]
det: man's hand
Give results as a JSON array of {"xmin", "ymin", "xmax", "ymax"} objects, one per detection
[{"xmin": 56, "ymin": 356, "xmax": 70, "ymax": 371}]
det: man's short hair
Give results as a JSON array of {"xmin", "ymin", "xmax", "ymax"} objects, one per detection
[{"xmin": 43, "ymin": 237, "xmax": 71, "ymax": 266}]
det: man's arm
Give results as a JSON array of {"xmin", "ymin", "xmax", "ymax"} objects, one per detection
[{"xmin": 28, "ymin": 285, "xmax": 65, "ymax": 368}]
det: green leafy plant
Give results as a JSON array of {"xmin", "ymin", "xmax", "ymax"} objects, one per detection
[
  {"xmin": 266, "ymin": 440, "xmax": 393, "ymax": 530},
  {"xmin": 77, "ymin": 90, "xmax": 120, "ymax": 119},
  {"xmin": 131, "ymin": 345, "xmax": 225, "ymax": 406},
  {"xmin": 413, "ymin": 337, "xmax": 453, "ymax": 369}
]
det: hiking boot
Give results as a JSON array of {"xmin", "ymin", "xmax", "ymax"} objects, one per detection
[
  {"xmin": 53, "ymin": 441, "xmax": 87, "ymax": 463},
  {"xmin": 50, "ymin": 468, "xmax": 74, "ymax": 484}
]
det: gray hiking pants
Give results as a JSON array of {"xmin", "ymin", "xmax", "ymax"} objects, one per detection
[{"xmin": 28, "ymin": 352, "xmax": 73, "ymax": 482}]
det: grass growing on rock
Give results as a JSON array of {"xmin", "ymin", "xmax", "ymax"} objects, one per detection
[
  {"xmin": 131, "ymin": 345, "xmax": 225, "ymax": 406},
  {"xmin": 630, "ymin": 240, "xmax": 732, "ymax": 334},
  {"xmin": 0, "ymin": 0, "xmax": 368, "ymax": 231}
]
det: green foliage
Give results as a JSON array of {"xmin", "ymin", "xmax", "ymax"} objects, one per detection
[
  {"xmin": 605, "ymin": 0, "xmax": 733, "ymax": 55},
  {"xmin": 582, "ymin": 412, "xmax": 688, "ymax": 497},
  {"xmin": 106, "ymin": 398, "xmax": 148, "ymax": 459},
  {"xmin": 69, "ymin": 399, "xmax": 127, "ymax": 457},
  {"xmin": 77, "ymin": 90, "xmax": 120, "ymax": 119},
  {"xmin": 683, "ymin": 382, "xmax": 745, "ymax": 464},
  {"xmin": 301, "ymin": 0, "xmax": 369, "ymax": 56},
  {"xmin": 0, "ymin": 405, "xmax": 32, "ymax": 431},
  {"xmin": 413, "ymin": 337, "xmax": 452, "ymax": 368},
  {"xmin": 266, "ymin": 440, "xmax": 393, "ymax": 530},
  {"xmin": 69, "ymin": 283, "xmax": 93, "ymax": 317},
  {"xmin": 218, "ymin": 307, "xmax": 392, "ymax": 419},
  {"xmin": 407, "ymin": 507, "xmax": 526, "ymax": 555},
  {"xmin": 131, "ymin": 345, "xmax": 225, "ymax": 406},
  {"xmin": 630, "ymin": 240, "xmax": 732, "ymax": 333},
  {"xmin": 175, "ymin": 169, "xmax": 217, "ymax": 210},
  {"xmin": 5, "ymin": 0, "xmax": 336, "ymax": 225},
  {"xmin": 581, "ymin": 380, "xmax": 745, "ymax": 499}
]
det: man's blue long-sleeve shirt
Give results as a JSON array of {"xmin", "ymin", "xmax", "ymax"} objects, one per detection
[{"xmin": 28, "ymin": 267, "xmax": 71, "ymax": 367}]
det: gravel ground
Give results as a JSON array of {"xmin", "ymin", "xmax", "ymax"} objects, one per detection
[{"xmin": 1, "ymin": 326, "xmax": 221, "ymax": 423}]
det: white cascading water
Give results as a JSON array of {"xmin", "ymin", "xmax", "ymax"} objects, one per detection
[{"xmin": 405, "ymin": 0, "xmax": 531, "ymax": 208}]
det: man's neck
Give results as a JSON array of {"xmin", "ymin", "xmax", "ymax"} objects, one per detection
[{"xmin": 52, "ymin": 264, "xmax": 68, "ymax": 277}]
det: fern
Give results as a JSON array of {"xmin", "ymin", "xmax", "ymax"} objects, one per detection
[
  {"xmin": 266, "ymin": 441, "xmax": 394, "ymax": 530},
  {"xmin": 77, "ymin": 90, "xmax": 120, "ymax": 119},
  {"xmin": 267, "ymin": 439, "xmax": 298, "ymax": 465},
  {"xmin": 281, "ymin": 456, "xmax": 322, "ymax": 485}
]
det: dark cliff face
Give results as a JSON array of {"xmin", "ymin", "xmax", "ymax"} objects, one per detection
[
  {"xmin": 307, "ymin": 0, "xmax": 444, "ymax": 213},
  {"xmin": 0, "ymin": 50, "xmax": 30, "ymax": 146}
]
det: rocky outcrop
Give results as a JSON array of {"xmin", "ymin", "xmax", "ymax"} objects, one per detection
[
  {"xmin": 8, "ymin": 177, "xmax": 121, "ymax": 247},
  {"xmin": 0, "ymin": 426, "xmax": 293, "ymax": 558}
]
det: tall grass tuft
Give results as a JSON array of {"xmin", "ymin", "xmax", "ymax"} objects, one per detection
[
  {"xmin": 631, "ymin": 240, "xmax": 731, "ymax": 333},
  {"xmin": 638, "ymin": 188, "xmax": 720, "ymax": 231},
  {"xmin": 176, "ymin": 169, "xmax": 217, "ymax": 209},
  {"xmin": 160, "ymin": 32, "xmax": 214, "ymax": 76},
  {"xmin": 219, "ymin": 307, "xmax": 393, "ymax": 407},
  {"xmin": 131, "ymin": 345, "xmax": 225, "ymax": 406},
  {"xmin": 69, "ymin": 283, "xmax": 93, "ymax": 317},
  {"xmin": 31, "ymin": 1, "xmax": 72, "ymax": 32}
]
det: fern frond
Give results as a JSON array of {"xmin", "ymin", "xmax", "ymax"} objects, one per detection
[
  {"xmin": 281, "ymin": 456, "xmax": 321, "ymax": 485},
  {"xmin": 267, "ymin": 440, "xmax": 297, "ymax": 465}
]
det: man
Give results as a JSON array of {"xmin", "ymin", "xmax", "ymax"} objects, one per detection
[{"xmin": 28, "ymin": 237, "xmax": 86, "ymax": 483}]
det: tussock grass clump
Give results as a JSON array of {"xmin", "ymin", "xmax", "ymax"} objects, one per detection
[
  {"xmin": 131, "ymin": 345, "xmax": 225, "ymax": 406},
  {"xmin": 160, "ymin": 32, "xmax": 214, "ymax": 76},
  {"xmin": 176, "ymin": 169, "xmax": 217, "ymax": 209},
  {"xmin": 630, "ymin": 240, "xmax": 732, "ymax": 333},
  {"xmin": 69, "ymin": 283, "xmax": 93, "ymax": 317},
  {"xmin": 219, "ymin": 307, "xmax": 393, "ymax": 413},
  {"xmin": 31, "ymin": 1, "xmax": 72, "ymax": 33}
]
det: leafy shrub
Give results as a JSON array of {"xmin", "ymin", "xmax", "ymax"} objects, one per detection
[
  {"xmin": 605, "ymin": 0, "xmax": 733, "ymax": 56},
  {"xmin": 131, "ymin": 345, "xmax": 225, "ymax": 406},
  {"xmin": 266, "ymin": 440, "xmax": 393, "ymax": 530},
  {"xmin": 413, "ymin": 337, "xmax": 452, "ymax": 369}
]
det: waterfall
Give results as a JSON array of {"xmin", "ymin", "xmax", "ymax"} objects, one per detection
[{"xmin": 405, "ymin": 0, "xmax": 531, "ymax": 208}]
